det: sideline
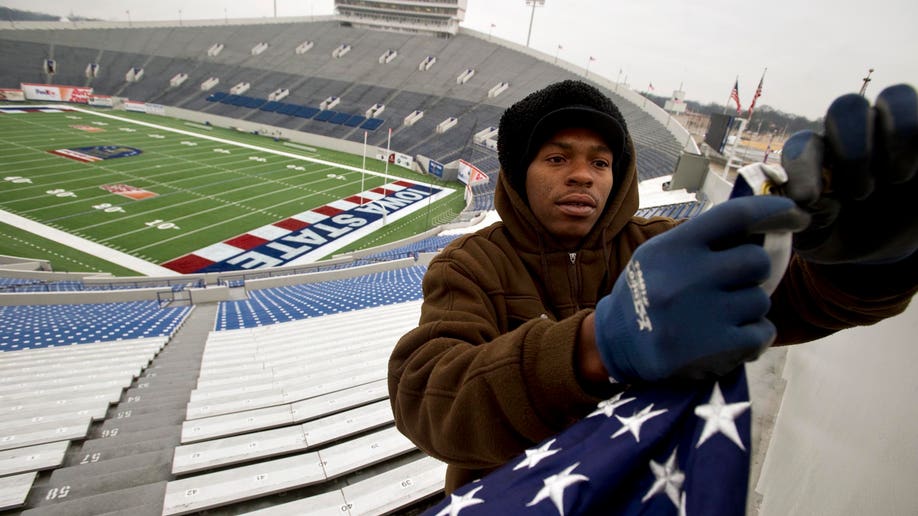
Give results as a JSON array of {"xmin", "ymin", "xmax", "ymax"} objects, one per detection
[{"xmin": 0, "ymin": 209, "xmax": 179, "ymax": 276}]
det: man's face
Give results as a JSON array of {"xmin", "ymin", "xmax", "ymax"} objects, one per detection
[{"xmin": 525, "ymin": 127, "xmax": 615, "ymax": 248}]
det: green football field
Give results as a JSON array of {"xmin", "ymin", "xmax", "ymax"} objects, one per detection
[{"xmin": 0, "ymin": 105, "xmax": 465, "ymax": 275}]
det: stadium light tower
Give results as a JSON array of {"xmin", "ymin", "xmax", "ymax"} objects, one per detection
[{"xmin": 525, "ymin": 0, "xmax": 545, "ymax": 47}]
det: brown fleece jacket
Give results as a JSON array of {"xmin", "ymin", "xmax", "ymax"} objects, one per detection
[{"xmin": 387, "ymin": 135, "xmax": 915, "ymax": 494}]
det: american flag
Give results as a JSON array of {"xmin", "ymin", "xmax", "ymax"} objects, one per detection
[
  {"xmin": 424, "ymin": 369, "xmax": 751, "ymax": 515},
  {"xmin": 747, "ymin": 70, "xmax": 766, "ymax": 118},
  {"xmin": 730, "ymin": 79, "xmax": 742, "ymax": 115}
]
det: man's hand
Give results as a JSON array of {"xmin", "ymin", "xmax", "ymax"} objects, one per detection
[
  {"xmin": 781, "ymin": 84, "xmax": 918, "ymax": 264},
  {"xmin": 593, "ymin": 196, "xmax": 810, "ymax": 383}
]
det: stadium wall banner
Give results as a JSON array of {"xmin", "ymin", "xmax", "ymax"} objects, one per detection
[
  {"xmin": 0, "ymin": 89, "xmax": 25, "ymax": 101},
  {"xmin": 89, "ymin": 95, "xmax": 114, "ymax": 108},
  {"xmin": 428, "ymin": 159, "xmax": 444, "ymax": 178},
  {"xmin": 146, "ymin": 103, "xmax": 166, "ymax": 115},
  {"xmin": 21, "ymin": 83, "xmax": 93, "ymax": 104},
  {"xmin": 124, "ymin": 101, "xmax": 147, "ymax": 113},
  {"xmin": 375, "ymin": 149, "xmax": 414, "ymax": 169},
  {"xmin": 457, "ymin": 159, "xmax": 489, "ymax": 186},
  {"xmin": 163, "ymin": 179, "xmax": 454, "ymax": 273}
]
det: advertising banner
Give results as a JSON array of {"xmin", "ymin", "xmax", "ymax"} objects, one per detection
[
  {"xmin": 428, "ymin": 159, "xmax": 444, "ymax": 178},
  {"xmin": 375, "ymin": 149, "xmax": 414, "ymax": 170},
  {"xmin": 0, "ymin": 89, "xmax": 25, "ymax": 101},
  {"xmin": 457, "ymin": 159, "xmax": 490, "ymax": 186},
  {"xmin": 21, "ymin": 83, "xmax": 92, "ymax": 104}
]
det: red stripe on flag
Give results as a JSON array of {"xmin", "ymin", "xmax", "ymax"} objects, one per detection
[
  {"xmin": 372, "ymin": 187, "xmax": 394, "ymax": 195},
  {"xmin": 274, "ymin": 218, "xmax": 311, "ymax": 231},
  {"xmin": 224, "ymin": 234, "xmax": 269, "ymax": 250},
  {"xmin": 394, "ymin": 180, "xmax": 414, "ymax": 188},
  {"xmin": 162, "ymin": 254, "xmax": 214, "ymax": 274}
]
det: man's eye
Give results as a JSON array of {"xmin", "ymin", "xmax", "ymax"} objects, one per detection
[
  {"xmin": 546, "ymin": 155, "xmax": 566, "ymax": 164},
  {"xmin": 593, "ymin": 159, "xmax": 611, "ymax": 168}
]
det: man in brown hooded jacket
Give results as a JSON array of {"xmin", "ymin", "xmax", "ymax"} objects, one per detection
[{"xmin": 388, "ymin": 80, "xmax": 918, "ymax": 494}]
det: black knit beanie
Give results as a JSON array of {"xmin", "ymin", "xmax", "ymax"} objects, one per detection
[{"xmin": 497, "ymin": 80, "xmax": 631, "ymax": 198}]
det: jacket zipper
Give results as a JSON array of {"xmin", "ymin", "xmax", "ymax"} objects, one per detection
[{"xmin": 569, "ymin": 252, "xmax": 581, "ymax": 311}]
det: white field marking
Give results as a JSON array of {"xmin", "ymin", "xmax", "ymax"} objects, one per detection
[
  {"xmin": 0, "ymin": 209, "xmax": 178, "ymax": 276},
  {"xmin": 65, "ymin": 106, "xmax": 396, "ymax": 180}
]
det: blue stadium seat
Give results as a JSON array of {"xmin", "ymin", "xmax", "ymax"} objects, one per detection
[
  {"xmin": 313, "ymin": 110, "xmax": 336, "ymax": 122},
  {"xmin": 360, "ymin": 118, "xmax": 385, "ymax": 131}
]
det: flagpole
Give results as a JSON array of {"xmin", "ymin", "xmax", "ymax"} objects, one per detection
[
  {"xmin": 724, "ymin": 75, "xmax": 739, "ymax": 114},
  {"xmin": 383, "ymin": 128, "xmax": 392, "ymax": 225},
  {"xmin": 361, "ymin": 131, "xmax": 367, "ymax": 203},
  {"xmin": 747, "ymin": 67, "xmax": 767, "ymax": 122}
]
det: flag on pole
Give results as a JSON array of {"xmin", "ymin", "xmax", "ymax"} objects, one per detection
[
  {"xmin": 729, "ymin": 79, "xmax": 741, "ymax": 114},
  {"xmin": 558, "ymin": 44, "xmax": 563, "ymax": 50},
  {"xmin": 747, "ymin": 69, "xmax": 766, "ymax": 118},
  {"xmin": 589, "ymin": 56, "xmax": 597, "ymax": 61},
  {"xmin": 423, "ymin": 369, "xmax": 751, "ymax": 515},
  {"xmin": 648, "ymin": 82, "xmax": 655, "ymax": 92}
]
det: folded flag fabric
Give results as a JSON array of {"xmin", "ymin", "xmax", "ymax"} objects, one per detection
[{"xmin": 424, "ymin": 369, "xmax": 751, "ymax": 515}]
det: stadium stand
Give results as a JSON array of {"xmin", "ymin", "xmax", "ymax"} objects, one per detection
[
  {"xmin": 0, "ymin": 9, "xmax": 700, "ymax": 514},
  {"xmin": 0, "ymin": 19, "xmax": 686, "ymax": 182}
]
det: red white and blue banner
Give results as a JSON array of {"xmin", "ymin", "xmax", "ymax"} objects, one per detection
[{"xmin": 163, "ymin": 179, "xmax": 453, "ymax": 273}]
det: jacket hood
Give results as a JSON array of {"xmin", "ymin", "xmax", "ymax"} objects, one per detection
[{"xmin": 494, "ymin": 135, "xmax": 640, "ymax": 253}]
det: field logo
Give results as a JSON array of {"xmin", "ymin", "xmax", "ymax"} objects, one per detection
[
  {"xmin": 101, "ymin": 184, "xmax": 158, "ymax": 200},
  {"xmin": 71, "ymin": 125, "xmax": 106, "ymax": 133},
  {"xmin": 49, "ymin": 145, "xmax": 142, "ymax": 163},
  {"xmin": 163, "ymin": 179, "xmax": 455, "ymax": 273}
]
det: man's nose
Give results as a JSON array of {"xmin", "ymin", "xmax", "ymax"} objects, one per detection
[{"xmin": 566, "ymin": 159, "xmax": 594, "ymax": 186}]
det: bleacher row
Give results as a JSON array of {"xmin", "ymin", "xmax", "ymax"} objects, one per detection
[
  {"xmin": 160, "ymin": 300, "xmax": 439, "ymax": 515},
  {"xmin": 635, "ymin": 201, "xmax": 704, "ymax": 220},
  {"xmin": 205, "ymin": 91, "xmax": 386, "ymax": 132},
  {"xmin": 0, "ymin": 338, "xmax": 170, "ymax": 510},
  {"xmin": 0, "ymin": 299, "xmax": 444, "ymax": 513},
  {"xmin": 0, "ymin": 302, "xmax": 193, "ymax": 352}
]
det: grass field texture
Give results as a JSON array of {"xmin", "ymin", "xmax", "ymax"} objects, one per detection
[{"xmin": 0, "ymin": 106, "xmax": 465, "ymax": 275}]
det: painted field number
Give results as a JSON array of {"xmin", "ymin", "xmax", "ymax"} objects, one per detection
[
  {"xmin": 47, "ymin": 188, "xmax": 76, "ymax": 198},
  {"xmin": 145, "ymin": 220, "xmax": 180, "ymax": 230},
  {"xmin": 93, "ymin": 203, "xmax": 125, "ymax": 213}
]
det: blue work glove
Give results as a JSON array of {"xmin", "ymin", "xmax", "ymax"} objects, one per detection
[
  {"xmin": 595, "ymin": 196, "xmax": 810, "ymax": 383},
  {"xmin": 781, "ymin": 84, "xmax": 918, "ymax": 264}
]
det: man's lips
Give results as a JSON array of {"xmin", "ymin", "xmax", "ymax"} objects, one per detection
[{"xmin": 555, "ymin": 193, "xmax": 597, "ymax": 217}]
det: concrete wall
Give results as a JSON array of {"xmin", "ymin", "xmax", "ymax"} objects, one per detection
[
  {"xmin": 0, "ymin": 287, "xmax": 173, "ymax": 305},
  {"xmin": 163, "ymin": 106, "xmax": 369, "ymax": 156},
  {"xmin": 756, "ymin": 301, "xmax": 918, "ymax": 514}
]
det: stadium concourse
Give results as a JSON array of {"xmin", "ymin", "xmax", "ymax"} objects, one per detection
[{"xmin": 0, "ymin": 13, "xmax": 916, "ymax": 516}]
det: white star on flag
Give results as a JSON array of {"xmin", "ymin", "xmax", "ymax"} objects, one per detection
[
  {"xmin": 641, "ymin": 448, "xmax": 685, "ymax": 507},
  {"xmin": 435, "ymin": 485, "xmax": 485, "ymax": 516},
  {"xmin": 587, "ymin": 392, "xmax": 635, "ymax": 418},
  {"xmin": 525, "ymin": 462, "xmax": 589, "ymax": 515},
  {"xmin": 422, "ymin": 370, "xmax": 751, "ymax": 515},
  {"xmin": 694, "ymin": 381, "xmax": 751, "ymax": 450},
  {"xmin": 612, "ymin": 403, "xmax": 667, "ymax": 442},
  {"xmin": 514, "ymin": 438, "xmax": 560, "ymax": 470}
]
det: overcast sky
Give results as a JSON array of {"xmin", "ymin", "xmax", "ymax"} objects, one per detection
[{"xmin": 2, "ymin": 0, "xmax": 917, "ymax": 120}]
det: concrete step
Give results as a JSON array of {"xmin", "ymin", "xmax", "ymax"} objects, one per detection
[
  {"xmin": 20, "ymin": 481, "xmax": 166, "ymax": 516},
  {"xmin": 26, "ymin": 454, "xmax": 172, "ymax": 510},
  {"xmin": 71, "ymin": 435, "xmax": 181, "ymax": 465}
]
